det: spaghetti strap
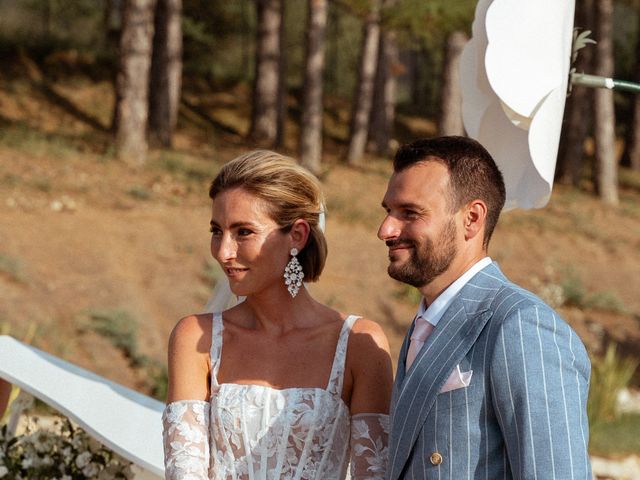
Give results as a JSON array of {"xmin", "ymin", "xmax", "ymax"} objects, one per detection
[
  {"xmin": 325, "ymin": 315, "xmax": 359, "ymax": 396},
  {"xmin": 210, "ymin": 312, "xmax": 223, "ymax": 388}
]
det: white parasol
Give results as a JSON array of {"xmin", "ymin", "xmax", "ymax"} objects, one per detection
[{"xmin": 460, "ymin": 0, "xmax": 576, "ymax": 210}]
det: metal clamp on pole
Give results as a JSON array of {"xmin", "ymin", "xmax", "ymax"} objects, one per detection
[{"xmin": 571, "ymin": 72, "xmax": 640, "ymax": 94}]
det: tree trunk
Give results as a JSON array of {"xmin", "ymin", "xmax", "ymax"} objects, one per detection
[
  {"xmin": 557, "ymin": 0, "xmax": 594, "ymax": 185},
  {"xmin": 249, "ymin": 0, "xmax": 283, "ymax": 147},
  {"xmin": 346, "ymin": 2, "xmax": 381, "ymax": 166},
  {"xmin": 115, "ymin": 0, "xmax": 156, "ymax": 166},
  {"xmin": 438, "ymin": 30, "xmax": 467, "ymax": 136},
  {"xmin": 299, "ymin": 0, "xmax": 328, "ymax": 174},
  {"xmin": 106, "ymin": 0, "xmax": 124, "ymax": 132},
  {"xmin": 275, "ymin": 0, "xmax": 287, "ymax": 149},
  {"xmin": 149, "ymin": 0, "xmax": 182, "ymax": 148},
  {"xmin": 241, "ymin": 0, "xmax": 252, "ymax": 81},
  {"xmin": 593, "ymin": 0, "xmax": 618, "ymax": 204},
  {"xmin": 624, "ymin": 16, "xmax": 640, "ymax": 171},
  {"xmin": 368, "ymin": 26, "xmax": 398, "ymax": 156}
]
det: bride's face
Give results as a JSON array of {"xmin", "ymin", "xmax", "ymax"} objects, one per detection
[{"xmin": 210, "ymin": 187, "xmax": 290, "ymax": 297}]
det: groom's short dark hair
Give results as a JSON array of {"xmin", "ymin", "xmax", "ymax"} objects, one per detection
[{"xmin": 393, "ymin": 136, "xmax": 506, "ymax": 247}]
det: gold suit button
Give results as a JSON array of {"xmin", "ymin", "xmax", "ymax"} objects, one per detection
[{"xmin": 430, "ymin": 452, "xmax": 443, "ymax": 465}]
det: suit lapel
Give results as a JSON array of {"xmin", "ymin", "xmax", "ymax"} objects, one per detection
[
  {"xmin": 390, "ymin": 324, "xmax": 411, "ymax": 419},
  {"xmin": 388, "ymin": 263, "xmax": 506, "ymax": 480}
]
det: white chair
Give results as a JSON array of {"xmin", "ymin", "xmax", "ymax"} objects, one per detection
[{"xmin": 0, "ymin": 335, "xmax": 164, "ymax": 478}]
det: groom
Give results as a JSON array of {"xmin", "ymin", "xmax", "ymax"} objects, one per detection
[{"xmin": 378, "ymin": 136, "xmax": 591, "ymax": 479}]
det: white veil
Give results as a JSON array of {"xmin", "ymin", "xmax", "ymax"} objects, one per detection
[{"xmin": 202, "ymin": 210, "xmax": 326, "ymax": 315}]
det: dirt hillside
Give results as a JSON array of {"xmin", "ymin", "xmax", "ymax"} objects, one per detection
[{"xmin": 1, "ymin": 66, "xmax": 639, "ymax": 395}]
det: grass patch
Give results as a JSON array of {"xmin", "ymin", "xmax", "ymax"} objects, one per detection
[
  {"xmin": 0, "ymin": 124, "xmax": 78, "ymax": 160},
  {"xmin": 559, "ymin": 269, "xmax": 628, "ymax": 314},
  {"xmin": 0, "ymin": 254, "xmax": 27, "ymax": 283},
  {"xmin": 394, "ymin": 282, "xmax": 422, "ymax": 306},
  {"xmin": 79, "ymin": 308, "xmax": 168, "ymax": 400},
  {"xmin": 156, "ymin": 152, "xmax": 212, "ymax": 182},
  {"xmin": 126, "ymin": 185, "xmax": 152, "ymax": 200},
  {"xmin": 202, "ymin": 258, "xmax": 223, "ymax": 287},
  {"xmin": 586, "ymin": 291, "xmax": 628, "ymax": 314},
  {"xmin": 29, "ymin": 176, "xmax": 52, "ymax": 192},
  {"xmin": 590, "ymin": 413, "xmax": 640, "ymax": 456},
  {"xmin": 619, "ymin": 167, "xmax": 640, "ymax": 192},
  {"xmin": 82, "ymin": 309, "xmax": 141, "ymax": 366},
  {"xmin": 588, "ymin": 344, "xmax": 639, "ymax": 427}
]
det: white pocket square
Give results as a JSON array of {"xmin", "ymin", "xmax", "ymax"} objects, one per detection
[{"xmin": 440, "ymin": 365, "xmax": 473, "ymax": 393}]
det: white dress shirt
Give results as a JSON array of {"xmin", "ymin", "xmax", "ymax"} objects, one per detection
[{"xmin": 415, "ymin": 257, "xmax": 493, "ymax": 327}]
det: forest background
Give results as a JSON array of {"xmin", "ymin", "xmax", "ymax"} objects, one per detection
[{"xmin": 0, "ymin": 0, "xmax": 640, "ymax": 459}]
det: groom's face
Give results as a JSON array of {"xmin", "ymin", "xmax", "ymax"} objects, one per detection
[{"xmin": 378, "ymin": 161, "xmax": 460, "ymax": 288}]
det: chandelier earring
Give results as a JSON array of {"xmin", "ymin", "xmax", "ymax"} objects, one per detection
[{"xmin": 284, "ymin": 248, "xmax": 305, "ymax": 298}]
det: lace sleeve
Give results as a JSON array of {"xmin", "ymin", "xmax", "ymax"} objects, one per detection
[
  {"xmin": 162, "ymin": 400, "xmax": 211, "ymax": 480},
  {"xmin": 349, "ymin": 413, "xmax": 389, "ymax": 480}
]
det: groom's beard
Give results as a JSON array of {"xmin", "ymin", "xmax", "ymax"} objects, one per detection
[{"xmin": 386, "ymin": 218, "xmax": 457, "ymax": 288}]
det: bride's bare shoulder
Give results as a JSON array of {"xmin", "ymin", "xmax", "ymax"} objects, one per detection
[{"xmin": 169, "ymin": 313, "xmax": 213, "ymax": 355}]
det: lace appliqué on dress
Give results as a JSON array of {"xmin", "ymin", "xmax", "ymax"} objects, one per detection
[
  {"xmin": 349, "ymin": 413, "xmax": 389, "ymax": 480},
  {"xmin": 162, "ymin": 400, "xmax": 211, "ymax": 480}
]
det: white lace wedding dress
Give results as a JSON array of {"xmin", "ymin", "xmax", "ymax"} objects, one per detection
[{"xmin": 162, "ymin": 314, "xmax": 389, "ymax": 480}]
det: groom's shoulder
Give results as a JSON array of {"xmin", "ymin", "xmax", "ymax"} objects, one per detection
[
  {"xmin": 467, "ymin": 263, "xmax": 549, "ymax": 314},
  {"xmin": 485, "ymin": 272, "xmax": 558, "ymax": 322}
]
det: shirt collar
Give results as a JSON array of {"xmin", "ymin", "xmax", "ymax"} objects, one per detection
[{"xmin": 416, "ymin": 257, "xmax": 492, "ymax": 327}]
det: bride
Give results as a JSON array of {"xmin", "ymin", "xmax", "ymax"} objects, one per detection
[{"xmin": 162, "ymin": 150, "xmax": 393, "ymax": 479}]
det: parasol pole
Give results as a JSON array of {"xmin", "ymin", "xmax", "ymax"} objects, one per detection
[{"xmin": 571, "ymin": 73, "xmax": 640, "ymax": 94}]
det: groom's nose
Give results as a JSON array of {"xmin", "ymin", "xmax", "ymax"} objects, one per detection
[{"xmin": 377, "ymin": 215, "xmax": 400, "ymax": 241}]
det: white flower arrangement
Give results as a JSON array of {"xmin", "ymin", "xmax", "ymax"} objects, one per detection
[{"xmin": 0, "ymin": 398, "xmax": 134, "ymax": 480}]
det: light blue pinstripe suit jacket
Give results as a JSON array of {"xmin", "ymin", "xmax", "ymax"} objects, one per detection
[{"xmin": 387, "ymin": 262, "xmax": 591, "ymax": 480}]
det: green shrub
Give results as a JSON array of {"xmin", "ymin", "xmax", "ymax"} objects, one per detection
[
  {"xmin": 126, "ymin": 185, "xmax": 151, "ymax": 200},
  {"xmin": 83, "ymin": 309, "xmax": 140, "ymax": 366},
  {"xmin": 587, "ymin": 344, "xmax": 639, "ymax": 427},
  {"xmin": 585, "ymin": 291, "xmax": 628, "ymax": 314},
  {"xmin": 560, "ymin": 272, "xmax": 587, "ymax": 307},
  {"xmin": 0, "ymin": 254, "xmax": 27, "ymax": 283},
  {"xmin": 394, "ymin": 282, "xmax": 422, "ymax": 306}
]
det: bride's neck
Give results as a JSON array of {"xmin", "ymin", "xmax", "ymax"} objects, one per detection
[{"xmin": 243, "ymin": 287, "xmax": 317, "ymax": 333}]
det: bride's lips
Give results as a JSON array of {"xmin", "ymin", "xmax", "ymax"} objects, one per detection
[{"xmin": 225, "ymin": 267, "xmax": 249, "ymax": 277}]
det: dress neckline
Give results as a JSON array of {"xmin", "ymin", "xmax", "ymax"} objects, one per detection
[{"xmin": 209, "ymin": 313, "xmax": 358, "ymax": 397}]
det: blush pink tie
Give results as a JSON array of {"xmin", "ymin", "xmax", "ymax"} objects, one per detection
[{"xmin": 405, "ymin": 316, "xmax": 434, "ymax": 372}]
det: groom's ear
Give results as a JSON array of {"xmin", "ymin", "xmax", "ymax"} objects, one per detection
[
  {"xmin": 289, "ymin": 219, "xmax": 311, "ymax": 250},
  {"xmin": 462, "ymin": 199, "xmax": 487, "ymax": 242}
]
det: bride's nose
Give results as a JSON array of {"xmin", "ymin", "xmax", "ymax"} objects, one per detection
[{"xmin": 213, "ymin": 233, "xmax": 237, "ymax": 262}]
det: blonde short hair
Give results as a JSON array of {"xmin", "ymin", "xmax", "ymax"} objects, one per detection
[{"xmin": 209, "ymin": 150, "xmax": 327, "ymax": 281}]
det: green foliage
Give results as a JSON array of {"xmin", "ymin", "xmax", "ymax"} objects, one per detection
[
  {"xmin": 0, "ymin": 124, "xmax": 78, "ymax": 160},
  {"xmin": 157, "ymin": 153, "xmax": 211, "ymax": 182},
  {"xmin": 0, "ymin": 254, "xmax": 27, "ymax": 283},
  {"xmin": 590, "ymin": 413, "xmax": 640, "ymax": 456},
  {"xmin": 586, "ymin": 291, "xmax": 628, "ymax": 314},
  {"xmin": 83, "ymin": 309, "xmax": 141, "ymax": 366},
  {"xmin": 126, "ymin": 185, "xmax": 152, "ymax": 201},
  {"xmin": 202, "ymin": 259, "xmax": 223, "ymax": 287},
  {"xmin": 560, "ymin": 271, "xmax": 587, "ymax": 307},
  {"xmin": 143, "ymin": 361, "xmax": 168, "ymax": 402},
  {"xmin": 394, "ymin": 282, "xmax": 422, "ymax": 306},
  {"xmin": 0, "ymin": 0, "xmax": 104, "ymax": 54},
  {"xmin": 182, "ymin": 1, "xmax": 255, "ymax": 81},
  {"xmin": 79, "ymin": 309, "xmax": 168, "ymax": 400},
  {"xmin": 0, "ymin": 413, "xmax": 134, "ymax": 479},
  {"xmin": 557, "ymin": 269, "xmax": 628, "ymax": 313},
  {"xmin": 588, "ymin": 344, "xmax": 639, "ymax": 428},
  {"xmin": 385, "ymin": 0, "xmax": 476, "ymax": 41}
]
